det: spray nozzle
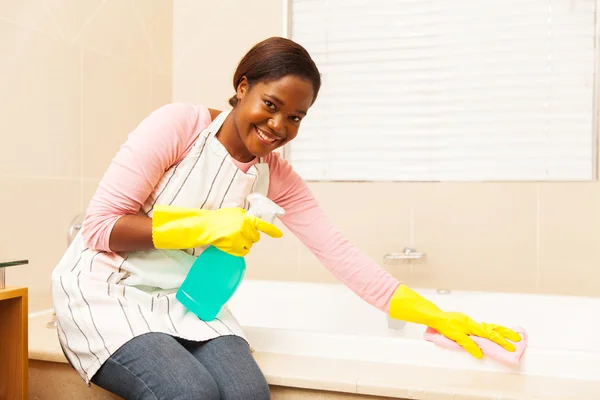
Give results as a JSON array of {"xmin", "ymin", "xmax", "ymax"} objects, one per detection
[{"xmin": 246, "ymin": 193, "xmax": 285, "ymax": 224}]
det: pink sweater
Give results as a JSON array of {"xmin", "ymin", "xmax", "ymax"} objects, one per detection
[{"xmin": 82, "ymin": 103, "xmax": 400, "ymax": 312}]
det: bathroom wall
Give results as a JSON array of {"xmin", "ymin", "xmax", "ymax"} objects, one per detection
[
  {"xmin": 2, "ymin": 0, "xmax": 594, "ymax": 315},
  {"xmin": 0, "ymin": 0, "xmax": 173, "ymax": 312},
  {"xmin": 173, "ymin": 0, "xmax": 600, "ymax": 298}
]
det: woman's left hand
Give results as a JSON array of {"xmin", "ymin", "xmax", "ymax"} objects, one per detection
[{"xmin": 388, "ymin": 284, "xmax": 521, "ymax": 358}]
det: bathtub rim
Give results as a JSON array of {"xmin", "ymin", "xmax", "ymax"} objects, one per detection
[{"xmin": 28, "ymin": 306, "xmax": 600, "ymax": 400}]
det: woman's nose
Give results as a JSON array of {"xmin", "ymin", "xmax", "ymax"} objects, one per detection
[{"xmin": 268, "ymin": 116, "xmax": 284, "ymax": 134}]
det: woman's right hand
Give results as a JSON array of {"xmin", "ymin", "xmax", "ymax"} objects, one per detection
[{"xmin": 151, "ymin": 205, "xmax": 283, "ymax": 256}]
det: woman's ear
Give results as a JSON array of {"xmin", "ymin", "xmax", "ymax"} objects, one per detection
[{"xmin": 236, "ymin": 76, "xmax": 249, "ymax": 103}]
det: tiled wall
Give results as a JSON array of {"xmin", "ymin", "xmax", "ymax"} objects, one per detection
[
  {"xmin": 3, "ymin": 0, "xmax": 597, "ymax": 316},
  {"xmin": 243, "ymin": 181, "xmax": 600, "ymax": 298},
  {"xmin": 173, "ymin": 0, "xmax": 600, "ymax": 298},
  {"xmin": 0, "ymin": 0, "xmax": 173, "ymax": 311}
]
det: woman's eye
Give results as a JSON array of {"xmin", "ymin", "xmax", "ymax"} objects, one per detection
[
  {"xmin": 290, "ymin": 116, "xmax": 301, "ymax": 123},
  {"xmin": 264, "ymin": 100, "xmax": 275, "ymax": 110}
]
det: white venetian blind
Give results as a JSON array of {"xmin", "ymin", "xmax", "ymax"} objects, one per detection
[{"xmin": 289, "ymin": 0, "xmax": 597, "ymax": 181}]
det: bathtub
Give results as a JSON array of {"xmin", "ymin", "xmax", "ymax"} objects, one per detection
[
  {"xmin": 225, "ymin": 280, "xmax": 600, "ymax": 397},
  {"xmin": 29, "ymin": 280, "xmax": 600, "ymax": 399}
]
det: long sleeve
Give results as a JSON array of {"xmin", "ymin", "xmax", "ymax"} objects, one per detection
[
  {"xmin": 81, "ymin": 103, "xmax": 211, "ymax": 251},
  {"xmin": 266, "ymin": 153, "xmax": 401, "ymax": 312}
]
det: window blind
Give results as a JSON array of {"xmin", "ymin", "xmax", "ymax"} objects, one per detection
[{"xmin": 289, "ymin": 0, "xmax": 598, "ymax": 181}]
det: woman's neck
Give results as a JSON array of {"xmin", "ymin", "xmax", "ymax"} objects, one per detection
[{"xmin": 216, "ymin": 112, "xmax": 255, "ymax": 163}]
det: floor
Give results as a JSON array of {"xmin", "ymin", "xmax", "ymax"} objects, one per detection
[{"xmin": 28, "ymin": 359, "xmax": 404, "ymax": 400}]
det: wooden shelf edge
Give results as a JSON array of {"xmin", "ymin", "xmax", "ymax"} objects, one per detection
[{"xmin": 0, "ymin": 287, "xmax": 28, "ymax": 301}]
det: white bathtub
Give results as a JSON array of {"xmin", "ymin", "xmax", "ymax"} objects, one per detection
[
  {"xmin": 227, "ymin": 280, "xmax": 600, "ymax": 383},
  {"xmin": 29, "ymin": 279, "xmax": 600, "ymax": 399}
]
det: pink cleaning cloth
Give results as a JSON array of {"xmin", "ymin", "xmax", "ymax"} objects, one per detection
[{"xmin": 423, "ymin": 326, "xmax": 528, "ymax": 365}]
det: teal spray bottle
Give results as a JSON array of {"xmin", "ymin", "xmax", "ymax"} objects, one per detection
[{"xmin": 176, "ymin": 192, "xmax": 285, "ymax": 321}]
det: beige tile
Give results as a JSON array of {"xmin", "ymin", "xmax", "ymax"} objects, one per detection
[
  {"xmin": 538, "ymin": 183, "xmax": 600, "ymax": 296},
  {"xmin": 270, "ymin": 386, "xmax": 323, "ymax": 399},
  {"xmin": 0, "ymin": 178, "xmax": 80, "ymax": 312},
  {"xmin": 82, "ymin": 50, "xmax": 153, "ymax": 179},
  {"xmin": 320, "ymin": 392, "xmax": 399, "ymax": 399},
  {"xmin": 29, "ymin": 312, "xmax": 66, "ymax": 363},
  {"xmin": 270, "ymin": 386, "xmax": 398, "ymax": 399},
  {"xmin": 297, "ymin": 182, "xmax": 412, "ymax": 284},
  {"xmin": 245, "ymin": 224, "xmax": 301, "ymax": 281},
  {"xmin": 82, "ymin": 179, "xmax": 100, "ymax": 213},
  {"xmin": 0, "ymin": 0, "xmax": 61, "ymax": 37},
  {"xmin": 172, "ymin": 0, "xmax": 283, "ymax": 106},
  {"xmin": 133, "ymin": 0, "xmax": 174, "ymax": 75},
  {"xmin": 45, "ymin": 0, "xmax": 104, "ymax": 41},
  {"xmin": 0, "ymin": 20, "xmax": 80, "ymax": 178},
  {"xmin": 29, "ymin": 360, "xmax": 120, "ymax": 399},
  {"xmin": 409, "ymin": 183, "xmax": 537, "ymax": 292},
  {"xmin": 74, "ymin": 0, "xmax": 157, "ymax": 71},
  {"xmin": 151, "ymin": 73, "xmax": 173, "ymax": 110},
  {"xmin": 326, "ymin": 394, "xmax": 400, "ymax": 400},
  {"xmin": 172, "ymin": 0, "xmax": 213, "ymax": 54},
  {"xmin": 28, "ymin": 287, "xmax": 54, "ymax": 313}
]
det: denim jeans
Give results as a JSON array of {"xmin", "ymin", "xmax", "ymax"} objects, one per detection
[{"xmin": 91, "ymin": 333, "xmax": 270, "ymax": 400}]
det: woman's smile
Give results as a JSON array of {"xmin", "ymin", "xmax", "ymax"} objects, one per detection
[{"xmin": 254, "ymin": 125, "xmax": 281, "ymax": 145}]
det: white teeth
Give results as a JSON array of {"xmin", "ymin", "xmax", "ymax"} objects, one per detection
[{"xmin": 255, "ymin": 126, "xmax": 277, "ymax": 143}]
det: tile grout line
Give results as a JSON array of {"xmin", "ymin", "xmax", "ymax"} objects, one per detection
[
  {"xmin": 172, "ymin": 4, "xmax": 229, "ymax": 69},
  {"xmin": 70, "ymin": 0, "xmax": 107, "ymax": 45},
  {"xmin": 0, "ymin": 175, "xmax": 80, "ymax": 181},
  {"xmin": 0, "ymin": 6, "xmax": 166, "ymax": 78},
  {"xmin": 0, "ymin": 16, "xmax": 60, "ymax": 40},
  {"xmin": 43, "ymin": 0, "xmax": 66, "ymax": 40},
  {"xmin": 47, "ymin": 0, "xmax": 166, "ymax": 76},
  {"xmin": 0, "ymin": 13, "xmax": 163, "ymax": 75},
  {"xmin": 80, "ymin": 50, "xmax": 85, "ymax": 213},
  {"xmin": 535, "ymin": 184, "xmax": 541, "ymax": 291},
  {"xmin": 409, "ymin": 205, "xmax": 415, "ymax": 247},
  {"xmin": 295, "ymin": 246, "xmax": 301, "ymax": 281},
  {"xmin": 131, "ymin": 0, "xmax": 164, "ymax": 74},
  {"xmin": 75, "ymin": 43, "xmax": 164, "ymax": 75}
]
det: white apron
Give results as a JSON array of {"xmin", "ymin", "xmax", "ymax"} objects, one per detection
[{"xmin": 51, "ymin": 110, "xmax": 269, "ymax": 384}]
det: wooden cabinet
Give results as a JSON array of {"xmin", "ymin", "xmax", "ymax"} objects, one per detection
[{"xmin": 0, "ymin": 287, "xmax": 28, "ymax": 400}]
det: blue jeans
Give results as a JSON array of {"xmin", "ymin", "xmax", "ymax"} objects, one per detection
[{"xmin": 91, "ymin": 333, "xmax": 270, "ymax": 400}]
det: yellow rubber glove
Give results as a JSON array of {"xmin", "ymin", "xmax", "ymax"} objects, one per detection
[
  {"xmin": 389, "ymin": 284, "xmax": 521, "ymax": 359},
  {"xmin": 151, "ymin": 205, "xmax": 283, "ymax": 256}
]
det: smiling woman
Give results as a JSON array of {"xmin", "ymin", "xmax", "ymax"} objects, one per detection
[
  {"xmin": 50, "ymin": 36, "xmax": 521, "ymax": 400},
  {"xmin": 218, "ymin": 75, "xmax": 314, "ymax": 161},
  {"xmin": 218, "ymin": 37, "xmax": 321, "ymax": 161}
]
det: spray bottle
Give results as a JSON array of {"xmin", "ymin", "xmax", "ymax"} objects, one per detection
[{"xmin": 176, "ymin": 192, "xmax": 285, "ymax": 321}]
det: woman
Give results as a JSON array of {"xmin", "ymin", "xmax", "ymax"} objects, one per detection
[{"xmin": 51, "ymin": 37, "xmax": 520, "ymax": 400}]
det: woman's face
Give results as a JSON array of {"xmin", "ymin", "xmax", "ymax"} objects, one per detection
[{"xmin": 233, "ymin": 75, "xmax": 314, "ymax": 159}]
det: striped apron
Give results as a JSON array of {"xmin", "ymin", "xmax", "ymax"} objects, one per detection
[{"xmin": 51, "ymin": 110, "xmax": 269, "ymax": 384}]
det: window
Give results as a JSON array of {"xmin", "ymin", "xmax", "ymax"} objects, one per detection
[{"xmin": 288, "ymin": 0, "xmax": 598, "ymax": 181}]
